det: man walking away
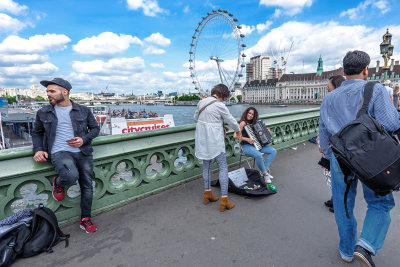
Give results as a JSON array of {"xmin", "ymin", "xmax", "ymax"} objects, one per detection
[
  {"xmin": 32, "ymin": 78, "xmax": 100, "ymax": 233},
  {"xmin": 319, "ymin": 51, "xmax": 399, "ymax": 266},
  {"xmin": 384, "ymin": 80, "xmax": 394, "ymax": 104}
]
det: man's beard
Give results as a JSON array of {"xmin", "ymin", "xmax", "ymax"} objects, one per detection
[{"xmin": 48, "ymin": 94, "xmax": 65, "ymax": 104}]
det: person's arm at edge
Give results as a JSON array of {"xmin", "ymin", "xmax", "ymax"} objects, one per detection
[
  {"xmin": 318, "ymin": 103, "xmax": 332, "ymax": 159},
  {"xmin": 218, "ymin": 103, "xmax": 240, "ymax": 132},
  {"xmin": 371, "ymin": 84, "xmax": 400, "ymax": 132}
]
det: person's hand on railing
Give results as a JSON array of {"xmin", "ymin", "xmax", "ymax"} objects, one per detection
[{"xmin": 233, "ymin": 131, "xmax": 242, "ymax": 140}]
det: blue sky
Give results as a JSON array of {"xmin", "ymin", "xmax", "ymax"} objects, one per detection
[{"xmin": 0, "ymin": 0, "xmax": 399, "ymax": 94}]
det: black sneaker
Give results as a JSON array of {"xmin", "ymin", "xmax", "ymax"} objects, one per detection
[
  {"xmin": 324, "ymin": 198, "xmax": 333, "ymax": 208},
  {"xmin": 353, "ymin": 245, "xmax": 375, "ymax": 267}
]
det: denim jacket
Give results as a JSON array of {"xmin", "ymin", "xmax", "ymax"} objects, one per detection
[{"xmin": 32, "ymin": 101, "xmax": 100, "ymax": 157}]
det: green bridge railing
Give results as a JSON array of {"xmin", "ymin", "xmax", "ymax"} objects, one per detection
[{"xmin": 0, "ymin": 108, "xmax": 320, "ymax": 225}]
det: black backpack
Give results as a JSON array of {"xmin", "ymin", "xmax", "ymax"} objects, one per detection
[
  {"xmin": 21, "ymin": 204, "xmax": 69, "ymax": 257},
  {"xmin": 0, "ymin": 224, "xmax": 31, "ymax": 267},
  {"xmin": 329, "ymin": 81, "xmax": 400, "ymax": 217}
]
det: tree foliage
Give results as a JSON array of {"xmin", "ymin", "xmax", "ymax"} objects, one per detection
[
  {"xmin": 34, "ymin": 96, "xmax": 45, "ymax": 101},
  {"xmin": 230, "ymin": 95, "xmax": 242, "ymax": 102},
  {"xmin": 173, "ymin": 95, "xmax": 201, "ymax": 101},
  {"xmin": 1, "ymin": 95, "xmax": 16, "ymax": 104}
]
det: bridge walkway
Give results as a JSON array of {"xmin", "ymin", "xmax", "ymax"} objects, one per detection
[{"xmin": 13, "ymin": 142, "xmax": 400, "ymax": 267}]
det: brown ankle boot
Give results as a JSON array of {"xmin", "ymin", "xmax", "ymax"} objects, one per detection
[
  {"xmin": 203, "ymin": 190, "xmax": 219, "ymax": 205},
  {"xmin": 220, "ymin": 196, "xmax": 235, "ymax": 212}
]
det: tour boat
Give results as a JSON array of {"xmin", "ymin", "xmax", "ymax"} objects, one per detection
[{"xmin": 89, "ymin": 106, "xmax": 175, "ymax": 136}]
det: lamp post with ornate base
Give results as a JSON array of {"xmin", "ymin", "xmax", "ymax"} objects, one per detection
[{"xmin": 380, "ymin": 28, "xmax": 394, "ymax": 82}]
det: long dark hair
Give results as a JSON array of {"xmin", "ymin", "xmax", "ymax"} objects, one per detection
[{"xmin": 240, "ymin": 107, "xmax": 258, "ymax": 124}]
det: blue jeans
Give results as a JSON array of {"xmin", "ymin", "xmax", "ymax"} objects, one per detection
[
  {"xmin": 330, "ymin": 155, "xmax": 395, "ymax": 260},
  {"xmin": 242, "ymin": 144, "xmax": 277, "ymax": 175},
  {"xmin": 51, "ymin": 151, "xmax": 94, "ymax": 218},
  {"xmin": 203, "ymin": 152, "xmax": 229, "ymax": 196}
]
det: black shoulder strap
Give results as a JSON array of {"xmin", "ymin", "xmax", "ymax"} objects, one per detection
[
  {"xmin": 356, "ymin": 81, "xmax": 377, "ymax": 118},
  {"xmin": 343, "ymin": 174, "xmax": 355, "ymax": 219}
]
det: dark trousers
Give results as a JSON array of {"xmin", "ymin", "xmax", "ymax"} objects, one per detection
[{"xmin": 51, "ymin": 151, "xmax": 94, "ymax": 218}]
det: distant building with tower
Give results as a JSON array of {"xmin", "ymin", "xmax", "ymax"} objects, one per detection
[
  {"xmin": 243, "ymin": 54, "xmax": 400, "ymax": 104},
  {"xmin": 243, "ymin": 55, "xmax": 343, "ymax": 104}
]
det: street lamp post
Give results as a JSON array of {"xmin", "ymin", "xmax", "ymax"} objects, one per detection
[{"xmin": 379, "ymin": 28, "xmax": 394, "ymax": 82}]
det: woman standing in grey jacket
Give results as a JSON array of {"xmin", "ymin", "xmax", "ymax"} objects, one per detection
[{"xmin": 194, "ymin": 84, "xmax": 242, "ymax": 212}]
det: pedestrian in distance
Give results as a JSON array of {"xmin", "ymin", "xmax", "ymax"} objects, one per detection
[
  {"xmin": 32, "ymin": 78, "xmax": 100, "ymax": 233},
  {"xmin": 384, "ymin": 80, "xmax": 394, "ymax": 104},
  {"xmin": 393, "ymin": 84, "xmax": 400, "ymax": 111},
  {"xmin": 319, "ymin": 51, "xmax": 399, "ymax": 266},
  {"xmin": 318, "ymin": 74, "xmax": 345, "ymax": 213},
  {"xmin": 194, "ymin": 84, "xmax": 242, "ymax": 212},
  {"xmin": 238, "ymin": 107, "xmax": 276, "ymax": 184}
]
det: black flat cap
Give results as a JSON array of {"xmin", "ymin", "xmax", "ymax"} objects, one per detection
[{"xmin": 40, "ymin": 77, "xmax": 72, "ymax": 91}]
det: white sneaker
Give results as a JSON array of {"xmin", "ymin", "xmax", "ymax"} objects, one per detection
[
  {"xmin": 265, "ymin": 169, "xmax": 273, "ymax": 179},
  {"xmin": 264, "ymin": 175, "xmax": 272, "ymax": 184}
]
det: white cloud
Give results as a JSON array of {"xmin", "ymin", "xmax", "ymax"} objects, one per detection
[
  {"xmin": 0, "ymin": 13, "xmax": 25, "ymax": 33},
  {"xmin": 223, "ymin": 24, "xmax": 255, "ymax": 39},
  {"xmin": 373, "ymin": 1, "xmax": 390, "ymax": 13},
  {"xmin": 126, "ymin": 0, "xmax": 167, "ymax": 17},
  {"xmin": 73, "ymin": 32, "xmax": 142, "ymax": 58},
  {"xmin": 259, "ymin": 0, "xmax": 313, "ymax": 15},
  {"xmin": 246, "ymin": 21, "xmax": 400, "ymax": 74},
  {"xmin": 144, "ymin": 32, "xmax": 171, "ymax": 47},
  {"xmin": 0, "ymin": 0, "xmax": 28, "ymax": 15},
  {"xmin": 0, "ymin": 34, "xmax": 70, "ymax": 86},
  {"xmin": 0, "ymin": 54, "xmax": 49, "ymax": 66},
  {"xmin": 239, "ymin": 25, "xmax": 256, "ymax": 36},
  {"xmin": 143, "ymin": 46, "xmax": 165, "ymax": 55},
  {"xmin": 72, "ymin": 57, "xmax": 145, "ymax": 76},
  {"xmin": 1, "ymin": 62, "xmax": 58, "ymax": 78},
  {"xmin": 183, "ymin": 5, "xmax": 190, "ymax": 13},
  {"xmin": 256, "ymin": 20, "xmax": 273, "ymax": 33},
  {"xmin": 67, "ymin": 69, "xmax": 193, "ymax": 94},
  {"xmin": 272, "ymin": 9, "xmax": 281, "ymax": 18},
  {"xmin": 150, "ymin": 63, "xmax": 165, "ymax": 68},
  {"xmin": 0, "ymin": 34, "xmax": 70, "ymax": 54},
  {"xmin": 340, "ymin": 0, "xmax": 390, "ymax": 20}
]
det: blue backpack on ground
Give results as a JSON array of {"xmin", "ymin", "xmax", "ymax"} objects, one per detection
[{"xmin": 329, "ymin": 82, "xmax": 400, "ymax": 217}]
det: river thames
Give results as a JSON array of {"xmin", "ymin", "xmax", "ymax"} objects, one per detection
[{"xmin": 107, "ymin": 104, "xmax": 319, "ymax": 126}]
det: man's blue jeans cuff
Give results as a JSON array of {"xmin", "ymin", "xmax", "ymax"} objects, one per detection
[
  {"xmin": 357, "ymin": 238, "xmax": 377, "ymax": 256},
  {"xmin": 339, "ymin": 250, "xmax": 354, "ymax": 261}
]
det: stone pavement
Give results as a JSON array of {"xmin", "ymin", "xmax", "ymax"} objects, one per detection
[{"xmin": 14, "ymin": 142, "xmax": 400, "ymax": 267}]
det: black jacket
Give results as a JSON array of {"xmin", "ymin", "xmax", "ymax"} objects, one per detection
[{"xmin": 32, "ymin": 101, "xmax": 100, "ymax": 157}]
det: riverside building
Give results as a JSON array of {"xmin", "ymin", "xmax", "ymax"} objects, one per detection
[{"xmin": 243, "ymin": 56, "xmax": 400, "ymax": 104}]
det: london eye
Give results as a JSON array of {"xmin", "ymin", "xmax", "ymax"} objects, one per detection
[{"xmin": 189, "ymin": 9, "xmax": 246, "ymax": 95}]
